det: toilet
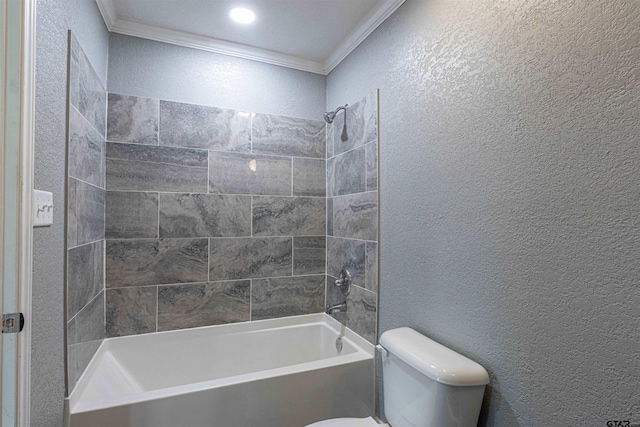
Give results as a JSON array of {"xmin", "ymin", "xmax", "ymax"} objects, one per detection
[{"xmin": 307, "ymin": 327, "xmax": 490, "ymax": 427}]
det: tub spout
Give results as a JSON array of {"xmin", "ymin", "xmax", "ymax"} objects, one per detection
[{"xmin": 326, "ymin": 302, "xmax": 347, "ymax": 314}]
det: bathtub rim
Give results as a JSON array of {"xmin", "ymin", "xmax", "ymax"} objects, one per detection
[{"xmin": 67, "ymin": 313, "xmax": 374, "ymax": 415}]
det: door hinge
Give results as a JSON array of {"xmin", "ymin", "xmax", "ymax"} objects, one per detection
[{"xmin": 2, "ymin": 312, "xmax": 24, "ymax": 334}]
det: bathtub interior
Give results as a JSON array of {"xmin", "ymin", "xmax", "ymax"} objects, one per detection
[{"xmin": 68, "ymin": 313, "xmax": 374, "ymax": 416}]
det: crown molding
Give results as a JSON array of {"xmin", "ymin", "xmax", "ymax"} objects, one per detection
[
  {"xmin": 323, "ymin": 0, "xmax": 405, "ymax": 74},
  {"xmin": 96, "ymin": 0, "xmax": 405, "ymax": 75}
]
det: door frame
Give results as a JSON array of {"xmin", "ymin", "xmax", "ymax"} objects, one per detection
[{"xmin": 1, "ymin": 0, "xmax": 36, "ymax": 425}]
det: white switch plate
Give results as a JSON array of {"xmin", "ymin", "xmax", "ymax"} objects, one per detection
[{"xmin": 33, "ymin": 190, "xmax": 54, "ymax": 227}]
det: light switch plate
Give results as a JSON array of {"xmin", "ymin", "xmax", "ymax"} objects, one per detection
[{"xmin": 33, "ymin": 189, "xmax": 54, "ymax": 227}]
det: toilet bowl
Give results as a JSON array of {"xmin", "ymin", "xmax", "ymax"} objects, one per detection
[
  {"xmin": 305, "ymin": 327, "xmax": 489, "ymax": 427},
  {"xmin": 307, "ymin": 416, "xmax": 388, "ymax": 427}
]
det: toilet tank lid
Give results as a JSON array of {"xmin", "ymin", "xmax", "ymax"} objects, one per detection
[{"xmin": 379, "ymin": 327, "xmax": 489, "ymax": 387}]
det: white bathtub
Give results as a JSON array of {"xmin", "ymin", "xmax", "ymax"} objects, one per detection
[{"xmin": 65, "ymin": 313, "xmax": 374, "ymax": 427}]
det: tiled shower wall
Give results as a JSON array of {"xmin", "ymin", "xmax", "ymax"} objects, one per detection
[
  {"xmin": 326, "ymin": 91, "xmax": 379, "ymax": 343},
  {"xmin": 104, "ymin": 93, "xmax": 327, "ymax": 336},
  {"xmin": 65, "ymin": 33, "xmax": 107, "ymax": 391}
]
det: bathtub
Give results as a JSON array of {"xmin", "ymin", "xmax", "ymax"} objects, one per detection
[{"xmin": 65, "ymin": 313, "xmax": 374, "ymax": 427}]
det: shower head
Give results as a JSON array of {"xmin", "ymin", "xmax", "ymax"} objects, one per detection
[{"xmin": 323, "ymin": 104, "xmax": 348, "ymax": 123}]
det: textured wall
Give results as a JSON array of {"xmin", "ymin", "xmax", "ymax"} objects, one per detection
[
  {"xmin": 327, "ymin": 0, "xmax": 640, "ymax": 425},
  {"xmin": 107, "ymin": 34, "xmax": 326, "ymax": 121},
  {"xmin": 33, "ymin": 0, "xmax": 108, "ymax": 425}
]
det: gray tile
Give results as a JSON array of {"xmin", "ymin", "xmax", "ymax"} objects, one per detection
[
  {"xmin": 75, "ymin": 181, "xmax": 105, "ymax": 246},
  {"xmin": 252, "ymin": 275, "xmax": 325, "ymax": 320},
  {"xmin": 327, "ymin": 237, "xmax": 366, "ymax": 285},
  {"xmin": 346, "ymin": 285, "xmax": 377, "ymax": 344},
  {"xmin": 326, "ymin": 274, "xmax": 346, "ymax": 324},
  {"xmin": 69, "ymin": 106, "xmax": 105, "ymax": 188},
  {"xmin": 106, "ymin": 286, "xmax": 157, "ymax": 337},
  {"xmin": 68, "ymin": 291, "xmax": 104, "ymax": 345},
  {"xmin": 107, "ymin": 93, "xmax": 158, "ymax": 145},
  {"xmin": 67, "ymin": 340, "xmax": 101, "ymax": 393},
  {"xmin": 365, "ymin": 242, "xmax": 378, "ymax": 293},
  {"xmin": 209, "ymin": 152, "xmax": 291, "ymax": 196},
  {"xmin": 293, "ymin": 236, "xmax": 326, "ymax": 275},
  {"xmin": 327, "ymin": 123, "xmax": 334, "ymax": 159},
  {"xmin": 293, "ymin": 158, "xmax": 326, "ymax": 197},
  {"xmin": 67, "ymin": 178, "xmax": 78, "ymax": 247},
  {"xmin": 252, "ymin": 113, "xmax": 325, "ymax": 158},
  {"xmin": 67, "ymin": 240, "xmax": 104, "ymax": 319},
  {"xmin": 157, "ymin": 280, "xmax": 250, "ymax": 331},
  {"xmin": 106, "ymin": 238, "xmax": 208, "ymax": 287},
  {"xmin": 252, "ymin": 197, "xmax": 325, "ymax": 236},
  {"xmin": 159, "ymin": 100, "xmax": 251, "ymax": 151},
  {"xmin": 69, "ymin": 34, "xmax": 80, "ymax": 111},
  {"xmin": 366, "ymin": 141, "xmax": 378, "ymax": 191},
  {"xmin": 209, "ymin": 237, "xmax": 292, "ymax": 280},
  {"xmin": 70, "ymin": 33, "xmax": 106, "ymax": 137},
  {"xmin": 106, "ymin": 141, "xmax": 207, "ymax": 166},
  {"xmin": 159, "ymin": 194, "xmax": 250, "ymax": 238},
  {"xmin": 333, "ymin": 192, "xmax": 377, "ymax": 241},
  {"xmin": 333, "ymin": 91, "xmax": 377, "ymax": 156},
  {"xmin": 106, "ymin": 191, "xmax": 158, "ymax": 239},
  {"xmin": 327, "ymin": 146, "xmax": 366, "ymax": 197},
  {"xmin": 106, "ymin": 142, "xmax": 208, "ymax": 192},
  {"xmin": 327, "ymin": 197, "xmax": 333, "ymax": 236}
]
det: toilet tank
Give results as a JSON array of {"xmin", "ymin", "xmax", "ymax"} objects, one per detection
[{"xmin": 378, "ymin": 328, "xmax": 489, "ymax": 427}]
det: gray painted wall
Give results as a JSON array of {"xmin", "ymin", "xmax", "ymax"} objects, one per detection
[
  {"xmin": 327, "ymin": 0, "xmax": 640, "ymax": 425},
  {"xmin": 33, "ymin": 0, "xmax": 108, "ymax": 425},
  {"xmin": 107, "ymin": 34, "xmax": 326, "ymax": 121}
]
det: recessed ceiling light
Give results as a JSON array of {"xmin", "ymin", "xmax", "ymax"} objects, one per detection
[{"xmin": 229, "ymin": 7, "xmax": 256, "ymax": 24}]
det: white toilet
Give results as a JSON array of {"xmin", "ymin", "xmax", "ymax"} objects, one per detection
[{"xmin": 307, "ymin": 327, "xmax": 490, "ymax": 427}]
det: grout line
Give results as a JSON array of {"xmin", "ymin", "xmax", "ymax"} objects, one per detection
[
  {"xmin": 207, "ymin": 238, "xmax": 211, "ymax": 283},
  {"xmin": 156, "ymin": 285, "xmax": 159, "ymax": 332},
  {"xmin": 157, "ymin": 193, "xmax": 160, "ymax": 238},
  {"xmin": 102, "ymin": 189, "xmax": 325, "ymax": 198},
  {"xmin": 249, "ymin": 279, "xmax": 253, "ymax": 321}
]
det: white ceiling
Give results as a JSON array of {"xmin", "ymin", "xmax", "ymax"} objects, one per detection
[{"xmin": 96, "ymin": 0, "xmax": 405, "ymax": 75}]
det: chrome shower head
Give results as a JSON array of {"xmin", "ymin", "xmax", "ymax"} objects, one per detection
[{"xmin": 323, "ymin": 104, "xmax": 348, "ymax": 123}]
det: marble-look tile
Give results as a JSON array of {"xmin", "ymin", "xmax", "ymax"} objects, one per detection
[
  {"xmin": 346, "ymin": 285, "xmax": 377, "ymax": 344},
  {"xmin": 252, "ymin": 275, "xmax": 325, "ymax": 320},
  {"xmin": 70, "ymin": 33, "xmax": 106, "ymax": 136},
  {"xmin": 327, "ymin": 197, "xmax": 333, "ymax": 236},
  {"xmin": 159, "ymin": 100, "xmax": 251, "ymax": 152},
  {"xmin": 106, "ymin": 142, "xmax": 208, "ymax": 192},
  {"xmin": 327, "ymin": 123, "xmax": 334, "ymax": 159},
  {"xmin": 69, "ymin": 34, "xmax": 80, "ymax": 111},
  {"xmin": 333, "ymin": 91, "xmax": 377, "ymax": 156},
  {"xmin": 293, "ymin": 236, "xmax": 326, "ymax": 275},
  {"xmin": 157, "ymin": 280, "xmax": 250, "ymax": 331},
  {"xmin": 252, "ymin": 113, "xmax": 325, "ymax": 158},
  {"xmin": 107, "ymin": 93, "xmax": 158, "ymax": 145},
  {"xmin": 159, "ymin": 193, "xmax": 250, "ymax": 238},
  {"xmin": 209, "ymin": 152, "xmax": 291, "ymax": 196},
  {"xmin": 67, "ymin": 240, "xmax": 104, "ymax": 319},
  {"xmin": 67, "ymin": 339, "xmax": 102, "ymax": 393},
  {"xmin": 327, "ymin": 146, "xmax": 366, "ymax": 197},
  {"xmin": 106, "ymin": 286, "xmax": 157, "ymax": 337},
  {"xmin": 366, "ymin": 141, "xmax": 378, "ymax": 191},
  {"xmin": 365, "ymin": 242, "xmax": 378, "ymax": 293},
  {"xmin": 327, "ymin": 237, "xmax": 365, "ymax": 284},
  {"xmin": 326, "ymin": 274, "xmax": 346, "ymax": 324},
  {"xmin": 332, "ymin": 191, "xmax": 377, "ymax": 241},
  {"xmin": 67, "ymin": 178, "xmax": 78, "ymax": 247},
  {"xmin": 293, "ymin": 158, "xmax": 326, "ymax": 197},
  {"xmin": 106, "ymin": 191, "xmax": 158, "ymax": 239},
  {"xmin": 106, "ymin": 238, "xmax": 208, "ymax": 287},
  {"xmin": 209, "ymin": 237, "xmax": 292, "ymax": 280},
  {"xmin": 252, "ymin": 197, "xmax": 325, "ymax": 236},
  {"xmin": 67, "ymin": 291, "xmax": 104, "ymax": 345},
  {"xmin": 69, "ymin": 106, "xmax": 105, "ymax": 188},
  {"xmin": 75, "ymin": 181, "xmax": 105, "ymax": 246}
]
